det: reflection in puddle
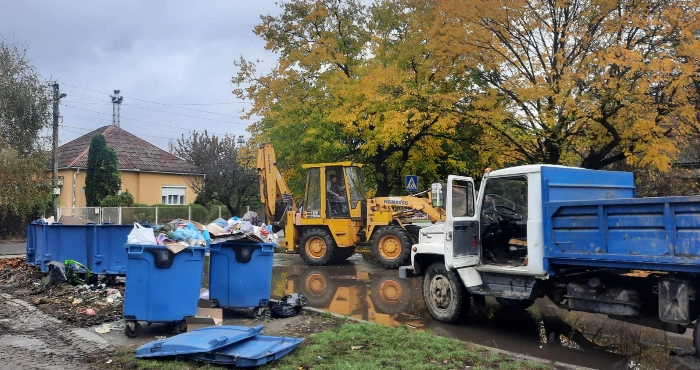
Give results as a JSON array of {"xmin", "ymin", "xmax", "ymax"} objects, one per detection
[{"xmin": 271, "ymin": 264, "xmax": 697, "ymax": 369}]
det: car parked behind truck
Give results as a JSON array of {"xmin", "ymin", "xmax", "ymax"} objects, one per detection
[{"xmin": 401, "ymin": 165, "xmax": 700, "ymax": 354}]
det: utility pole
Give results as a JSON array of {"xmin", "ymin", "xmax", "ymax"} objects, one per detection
[
  {"xmin": 52, "ymin": 84, "xmax": 66, "ymax": 218},
  {"xmin": 111, "ymin": 90, "xmax": 123, "ymax": 127}
]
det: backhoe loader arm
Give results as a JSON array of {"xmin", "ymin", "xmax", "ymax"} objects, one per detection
[
  {"xmin": 372, "ymin": 196, "xmax": 445, "ymax": 223},
  {"xmin": 257, "ymin": 144, "xmax": 296, "ymax": 231}
]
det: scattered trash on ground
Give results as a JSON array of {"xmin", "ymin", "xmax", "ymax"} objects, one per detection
[{"xmin": 0, "ymin": 257, "xmax": 125, "ymax": 327}]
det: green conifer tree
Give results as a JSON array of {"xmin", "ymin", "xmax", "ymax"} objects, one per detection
[{"xmin": 85, "ymin": 135, "xmax": 121, "ymax": 206}]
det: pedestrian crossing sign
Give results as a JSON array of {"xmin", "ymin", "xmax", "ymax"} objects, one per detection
[{"xmin": 405, "ymin": 175, "xmax": 418, "ymax": 192}]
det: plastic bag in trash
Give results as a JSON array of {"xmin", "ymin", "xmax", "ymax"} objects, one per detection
[
  {"xmin": 199, "ymin": 289, "xmax": 209, "ymax": 300},
  {"xmin": 172, "ymin": 222, "xmax": 203, "ymax": 242},
  {"xmin": 212, "ymin": 218, "xmax": 228, "ymax": 228},
  {"xmin": 242, "ymin": 211, "xmax": 261, "ymax": 226},
  {"xmin": 270, "ymin": 293, "xmax": 308, "ymax": 318}
]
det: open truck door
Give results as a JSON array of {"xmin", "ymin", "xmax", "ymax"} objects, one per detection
[{"xmin": 444, "ymin": 175, "xmax": 479, "ymax": 269}]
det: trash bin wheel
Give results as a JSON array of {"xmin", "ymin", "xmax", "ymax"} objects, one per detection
[
  {"xmin": 175, "ymin": 319, "xmax": 187, "ymax": 334},
  {"xmin": 124, "ymin": 321, "xmax": 141, "ymax": 338}
]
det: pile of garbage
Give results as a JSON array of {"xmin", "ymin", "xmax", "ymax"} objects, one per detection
[
  {"xmin": 135, "ymin": 211, "xmax": 279, "ymax": 248},
  {"xmin": 205, "ymin": 213, "xmax": 279, "ymax": 245}
]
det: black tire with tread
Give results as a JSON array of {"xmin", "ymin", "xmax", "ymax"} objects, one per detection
[
  {"xmin": 422, "ymin": 263, "xmax": 469, "ymax": 323},
  {"xmin": 124, "ymin": 322, "xmax": 141, "ymax": 338},
  {"xmin": 370, "ymin": 225, "xmax": 412, "ymax": 269},
  {"xmin": 495, "ymin": 297, "xmax": 535, "ymax": 311},
  {"xmin": 299, "ymin": 228, "xmax": 337, "ymax": 266}
]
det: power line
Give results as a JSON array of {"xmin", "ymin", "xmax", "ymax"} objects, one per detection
[
  {"xmin": 62, "ymin": 83, "xmax": 250, "ymax": 117},
  {"xmin": 62, "ymin": 113, "xmax": 232, "ymax": 138},
  {"xmin": 120, "ymin": 103, "xmax": 245, "ymax": 123}
]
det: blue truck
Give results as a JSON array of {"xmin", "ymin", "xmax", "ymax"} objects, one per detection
[{"xmin": 402, "ymin": 165, "xmax": 700, "ymax": 353}]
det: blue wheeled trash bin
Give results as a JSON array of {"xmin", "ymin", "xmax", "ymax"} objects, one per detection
[
  {"xmin": 208, "ymin": 242, "xmax": 275, "ymax": 316},
  {"xmin": 123, "ymin": 244, "xmax": 206, "ymax": 338}
]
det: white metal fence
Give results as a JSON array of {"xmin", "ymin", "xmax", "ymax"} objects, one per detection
[{"xmin": 56, "ymin": 206, "xmax": 259, "ymax": 225}]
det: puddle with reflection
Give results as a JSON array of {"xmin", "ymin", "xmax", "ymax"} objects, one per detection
[{"xmin": 271, "ymin": 261, "xmax": 699, "ymax": 369}]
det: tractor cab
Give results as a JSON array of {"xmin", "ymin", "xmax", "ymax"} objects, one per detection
[{"xmin": 300, "ymin": 162, "xmax": 366, "ymax": 220}]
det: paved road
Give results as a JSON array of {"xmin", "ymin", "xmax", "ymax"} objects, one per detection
[{"xmin": 0, "ymin": 243, "xmax": 25, "ymax": 255}]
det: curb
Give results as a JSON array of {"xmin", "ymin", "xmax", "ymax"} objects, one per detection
[{"xmin": 296, "ymin": 304, "xmax": 595, "ymax": 370}]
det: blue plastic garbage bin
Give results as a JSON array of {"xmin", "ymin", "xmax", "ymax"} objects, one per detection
[
  {"xmin": 123, "ymin": 244, "xmax": 206, "ymax": 338},
  {"xmin": 208, "ymin": 242, "xmax": 275, "ymax": 313}
]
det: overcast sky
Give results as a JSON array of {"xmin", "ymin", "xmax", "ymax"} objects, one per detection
[{"xmin": 1, "ymin": 0, "xmax": 282, "ymax": 150}]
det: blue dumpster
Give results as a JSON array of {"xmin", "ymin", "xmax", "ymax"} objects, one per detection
[
  {"xmin": 26, "ymin": 220, "xmax": 134, "ymax": 275},
  {"xmin": 26, "ymin": 221, "xmax": 93, "ymax": 273},
  {"xmin": 90, "ymin": 224, "xmax": 133, "ymax": 275},
  {"xmin": 123, "ymin": 244, "xmax": 206, "ymax": 338},
  {"xmin": 208, "ymin": 242, "xmax": 275, "ymax": 312}
]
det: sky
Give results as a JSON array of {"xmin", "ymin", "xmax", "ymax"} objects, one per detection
[{"xmin": 1, "ymin": 0, "xmax": 282, "ymax": 151}]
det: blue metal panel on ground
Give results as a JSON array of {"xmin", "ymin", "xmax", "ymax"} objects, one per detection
[
  {"xmin": 544, "ymin": 195, "xmax": 700, "ymax": 272},
  {"xmin": 541, "ymin": 166, "xmax": 635, "ymax": 203},
  {"xmin": 135, "ymin": 325, "xmax": 263, "ymax": 358},
  {"xmin": 90, "ymin": 224, "xmax": 132, "ymax": 274},
  {"xmin": 188, "ymin": 335, "xmax": 304, "ymax": 367},
  {"xmin": 208, "ymin": 242, "xmax": 275, "ymax": 309},
  {"xmin": 123, "ymin": 244, "xmax": 205, "ymax": 322}
]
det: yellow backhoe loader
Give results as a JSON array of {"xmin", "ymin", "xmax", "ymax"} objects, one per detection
[{"xmin": 257, "ymin": 144, "xmax": 446, "ymax": 268}]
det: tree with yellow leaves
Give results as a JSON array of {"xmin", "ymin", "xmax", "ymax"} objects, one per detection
[
  {"xmin": 234, "ymin": 0, "xmax": 487, "ymax": 196},
  {"xmin": 433, "ymin": 0, "xmax": 700, "ymax": 170}
]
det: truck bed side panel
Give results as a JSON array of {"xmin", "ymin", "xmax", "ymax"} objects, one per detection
[{"xmin": 544, "ymin": 196, "xmax": 700, "ymax": 272}]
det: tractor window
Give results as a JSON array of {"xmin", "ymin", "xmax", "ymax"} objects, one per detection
[
  {"xmin": 305, "ymin": 168, "xmax": 321, "ymax": 217},
  {"xmin": 345, "ymin": 166, "xmax": 366, "ymax": 207},
  {"xmin": 450, "ymin": 179, "xmax": 475, "ymax": 217}
]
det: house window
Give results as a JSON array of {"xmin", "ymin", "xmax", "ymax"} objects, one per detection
[{"xmin": 162, "ymin": 186, "xmax": 186, "ymax": 205}]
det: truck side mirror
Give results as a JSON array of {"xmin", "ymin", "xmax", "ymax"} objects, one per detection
[{"xmin": 431, "ymin": 183, "xmax": 443, "ymax": 207}]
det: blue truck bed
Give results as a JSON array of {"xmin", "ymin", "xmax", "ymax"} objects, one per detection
[{"xmin": 540, "ymin": 166, "xmax": 700, "ymax": 272}]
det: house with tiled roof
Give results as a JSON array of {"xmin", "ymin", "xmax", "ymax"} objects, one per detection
[{"xmin": 55, "ymin": 125, "xmax": 204, "ymax": 208}]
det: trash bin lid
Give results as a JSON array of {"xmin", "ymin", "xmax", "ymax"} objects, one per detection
[
  {"xmin": 135, "ymin": 325, "xmax": 263, "ymax": 358},
  {"xmin": 187, "ymin": 335, "xmax": 304, "ymax": 367}
]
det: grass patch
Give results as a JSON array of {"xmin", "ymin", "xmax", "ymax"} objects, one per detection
[{"xmin": 98, "ymin": 323, "xmax": 549, "ymax": 370}]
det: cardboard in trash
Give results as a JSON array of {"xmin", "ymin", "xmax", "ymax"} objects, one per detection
[
  {"xmin": 186, "ymin": 300, "xmax": 223, "ymax": 331},
  {"xmin": 206, "ymin": 223, "xmax": 224, "ymax": 236},
  {"xmin": 163, "ymin": 241, "xmax": 190, "ymax": 254}
]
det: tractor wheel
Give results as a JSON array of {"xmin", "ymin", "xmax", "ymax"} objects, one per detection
[
  {"xmin": 423, "ymin": 262, "xmax": 469, "ymax": 323},
  {"xmin": 404, "ymin": 224, "xmax": 421, "ymax": 243},
  {"xmin": 495, "ymin": 297, "xmax": 535, "ymax": 312},
  {"xmin": 370, "ymin": 225, "xmax": 412, "ymax": 269},
  {"xmin": 299, "ymin": 228, "xmax": 336, "ymax": 266}
]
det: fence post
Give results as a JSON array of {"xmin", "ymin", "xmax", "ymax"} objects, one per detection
[
  {"xmin": 188, "ymin": 205, "xmax": 192, "ymax": 221},
  {"xmin": 118, "ymin": 206, "xmax": 122, "ymax": 225},
  {"xmin": 218, "ymin": 206, "xmax": 221, "ymax": 219},
  {"xmin": 100, "ymin": 208, "xmax": 104, "ymax": 224},
  {"xmin": 155, "ymin": 206, "xmax": 158, "ymax": 225}
]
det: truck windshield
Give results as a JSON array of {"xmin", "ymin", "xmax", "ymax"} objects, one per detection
[
  {"xmin": 482, "ymin": 177, "xmax": 528, "ymax": 219},
  {"xmin": 345, "ymin": 166, "xmax": 366, "ymax": 207}
]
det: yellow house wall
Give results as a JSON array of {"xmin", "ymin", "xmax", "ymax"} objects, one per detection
[{"xmin": 55, "ymin": 169, "xmax": 201, "ymax": 207}]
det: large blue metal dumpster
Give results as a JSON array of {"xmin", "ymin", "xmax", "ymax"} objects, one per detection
[{"xmin": 26, "ymin": 220, "xmax": 133, "ymax": 274}]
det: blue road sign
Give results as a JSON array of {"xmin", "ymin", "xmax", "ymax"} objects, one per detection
[{"xmin": 405, "ymin": 175, "xmax": 418, "ymax": 192}]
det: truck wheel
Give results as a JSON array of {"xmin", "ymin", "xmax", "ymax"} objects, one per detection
[
  {"xmin": 495, "ymin": 297, "xmax": 535, "ymax": 311},
  {"xmin": 300, "ymin": 228, "xmax": 336, "ymax": 266},
  {"xmin": 423, "ymin": 262, "xmax": 469, "ymax": 323},
  {"xmin": 370, "ymin": 276, "xmax": 411, "ymax": 314},
  {"xmin": 371, "ymin": 225, "xmax": 412, "ymax": 269}
]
